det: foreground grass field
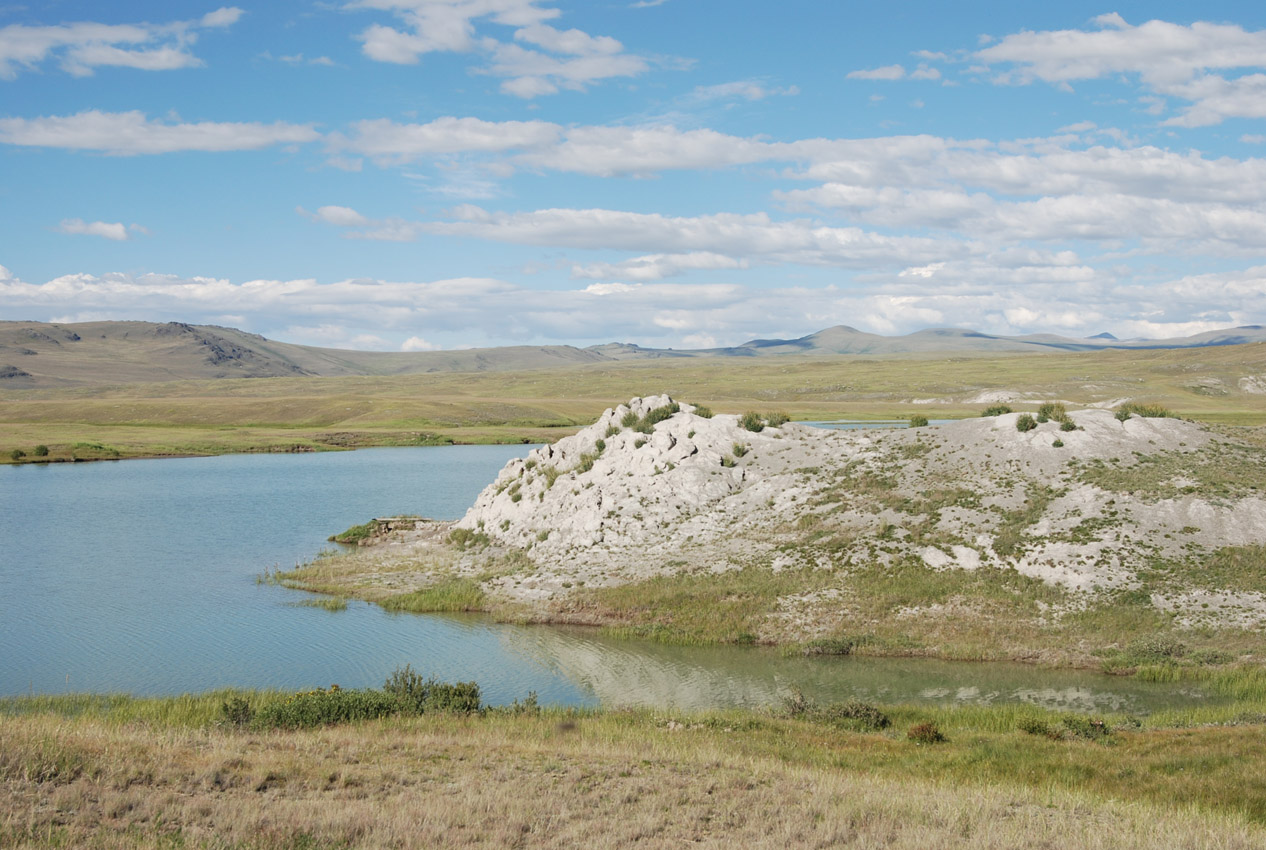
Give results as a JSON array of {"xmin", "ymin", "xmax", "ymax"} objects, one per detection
[
  {"xmin": 4, "ymin": 690, "xmax": 1266, "ymax": 849},
  {"xmin": 3, "ymin": 343, "xmax": 1265, "ymax": 461}
]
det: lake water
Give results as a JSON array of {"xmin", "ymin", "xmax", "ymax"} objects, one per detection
[{"xmin": 0, "ymin": 448, "xmax": 1217, "ymax": 713}]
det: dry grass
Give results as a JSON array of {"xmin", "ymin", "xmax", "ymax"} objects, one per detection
[
  {"xmin": 4, "ymin": 343, "xmax": 1266, "ymax": 461},
  {"xmin": 4, "ymin": 707, "xmax": 1266, "ymax": 849}
]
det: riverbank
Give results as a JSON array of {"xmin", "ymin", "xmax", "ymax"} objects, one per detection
[
  {"xmin": 4, "ymin": 690, "xmax": 1266, "ymax": 849},
  {"xmin": 279, "ymin": 395, "xmax": 1266, "ymax": 674}
]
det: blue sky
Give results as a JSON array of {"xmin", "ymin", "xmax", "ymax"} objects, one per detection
[{"xmin": 3, "ymin": 1, "xmax": 1266, "ymax": 351}]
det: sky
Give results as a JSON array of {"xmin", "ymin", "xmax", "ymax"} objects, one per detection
[{"xmin": 3, "ymin": 2, "xmax": 1266, "ymax": 352}]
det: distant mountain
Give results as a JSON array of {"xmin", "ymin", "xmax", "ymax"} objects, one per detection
[{"xmin": 2, "ymin": 319, "xmax": 1264, "ymax": 387}]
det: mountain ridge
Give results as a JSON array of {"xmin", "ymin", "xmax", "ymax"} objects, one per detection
[{"xmin": 2, "ymin": 319, "xmax": 1265, "ymax": 387}]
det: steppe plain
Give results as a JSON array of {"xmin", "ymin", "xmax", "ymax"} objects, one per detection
[{"xmin": 4, "ymin": 331, "xmax": 1266, "ymax": 849}]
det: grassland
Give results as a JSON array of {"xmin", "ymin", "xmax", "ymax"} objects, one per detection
[
  {"xmin": 3, "ymin": 342, "xmax": 1265, "ymax": 462},
  {"xmin": 4, "ymin": 687, "xmax": 1266, "ymax": 849}
]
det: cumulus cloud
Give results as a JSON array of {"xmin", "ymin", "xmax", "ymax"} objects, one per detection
[
  {"xmin": 55, "ymin": 219, "xmax": 131, "ymax": 241},
  {"xmin": 0, "ymin": 7, "xmax": 244, "ymax": 80},
  {"xmin": 346, "ymin": 0, "xmax": 667, "ymax": 97},
  {"xmin": 0, "ymin": 110, "xmax": 320, "ymax": 155},
  {"xmin": 972, "ymin": 15, "xmax": 1266, "ymax": 126}
]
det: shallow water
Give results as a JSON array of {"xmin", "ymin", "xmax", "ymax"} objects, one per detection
[{"xmin": 0, "ymin": 448, "xmax": 1219, "ymax": 713}]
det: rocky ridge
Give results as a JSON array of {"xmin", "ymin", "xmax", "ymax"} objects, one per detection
[{"xmin": 450, "ymin": 396, "xmax": 1266, "ymax": 632}]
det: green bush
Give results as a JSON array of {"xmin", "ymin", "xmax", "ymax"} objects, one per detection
[
  {"xmin": 720, "ymin": 455, "xmax": 736, "ymax": 468},
  {"xmin": 1017, "ymin": 717, "xmax": 1053, "ymax": 737},
  {"xmin": 909, "ymin": 414, "xmax": 929, "ymax": 428},
  {"xmin": 817, "ymin": 700, "xmax": 890, "ymax": 731},
  {"xmin": 1059, "ymin": 419, "xmax": 1077, "ymax": 432},
  {"xmin": 1052, "ymin": 438, "xmax": 1064, "ymax": 448},
  {"xmin": 1060, "ymin": 715, "xmax": 1110, "ymax": 740},
  {"xmin": 621, "ymin": 411, "xmax": 639, "ymax": 428},
  {"xmin": 739, "ymin": 411, "xmax": 765, "ymax": 432},
  {"xmin": 799, "ymin": 637, "xmax": 855, "ymax": 656},
  {"xmin": 1127, "ymin": 634, "xmax": 1186, "ymax": 662},
  {"xmin": 253, "ymin": 686, "xmax": 400, "ymax": 730},
  {"xmin": 1015, "ymin": 414, "xmax": 1037, "ymax": 432},
  {"xmin": 628, "ymin": 402, "xmax": 681, "ymax": 434},
  {"xmin": 383, "ymin": 664, "xmax": 481, "ymax": 715},
  {"xmin": 982, "ymin": 405, "xmax": 1012, "ymax": 417},
  {"xmin": 732, "ymin": 443, "xmax": 749, "ymax": 458},
  {"xmin": 605, "ymin": 424, "xmax": 620, "ymax": 437},
  {"xmin": 33, "ymin": 444, "xmax": 49, "ymax": 457},
  {"xmin": 765, "ymin": 410, "xmax": 790, "ymax": 427},
  {"xmin": 692, "ymin": 404, "xmax": 714, "ymax": 419},
  {"xmin": 8, "ymin": 449, "xmax": 25, "ymax": 461}
]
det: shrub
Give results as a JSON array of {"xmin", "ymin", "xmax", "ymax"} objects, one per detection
[
  {"xmin": 33, "ymin": 444, "xmax": 48, "ymax": 457},
  {"xmin": 383, "ymin": 664, "xmax": 482, "ymax": 715},
  {"xmin": 907, "ymin": 722, "xmax": 945, "ymax": 744},
  {"xmin": 8, "ymin": 449, "xmax": 25, "ymax": 461},
  {"xmin": 576, "ymin": 452, "xmax": 598, "ymax": 473},
  {"xmin": 909, "ymin": 414, "xmax": 929, "ymax": 428},
  {"xmin": 1015, "ymin": 414, "xmax": 1037, "ymax": 432},
  {"xmin": 732, "ymin": 443, "xmax": 749, "ymax": 458},
  {"xmin": 1060, "ymin": 715, "xmax": 1110, "ymax": 740},
  {"xmin": 765, "ymin": 410, "xmax": 790, "ymax": 427},
  {"xmin": 692, "ymin": 404, "xmax": 714, "ymax": 419},
  {"xmin": 631, "ymin": 402, "xmax": 681, "ymax": 434},
  {"xmin": 1017, "ymin": 717, "xmax": 1053, "ymax": 737},
  {"xmin": 253, "ymin": 686, "xmax": 400, "ymax": 730},
  {"xmin": 220, "ymin": 695, "xmax": 254, "ymax": 728},
  {"xmin": 621, "ymin": 411, "xmax": 639, "ymax": 428},
  {"xmin": 799, "ymin": 637, "xmax": 855, "ymax": 656},
  {"xmin": 1059, "ymin": 419, "xmax": 1077, "ymax": 432},
  {"xmin": 594, "ymin": 438, "xmax": 606, "ymax": 453},
  {"xmin": 739, "ymin": 411, "xmax": 765, "ymax": 432},
  {"xmin": 1052, "ymin": 438, "xmax": 1064, "ymax": 448},
  {"xmin": 817, "ymin": 700, "xmax": 890, "ymax": 731},
  {"xmin": 982, "ymin": 405, "xmax": 1012, "ymax": 417},
  {"xmin": 1127, "ymin": 634, "xmax": 1186, "ymax": 662},
  {"xmin": 720, "ymin": 455, "xmax": 736, "ymax": 468},
  {"xmin": 605, "ymin": 424, "xmax": 620, "ymax": 438}
]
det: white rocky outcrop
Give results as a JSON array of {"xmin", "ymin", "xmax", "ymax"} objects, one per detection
[{"xmin": 457, "ymin": 395, "xmax": 785, "ymax": 555}]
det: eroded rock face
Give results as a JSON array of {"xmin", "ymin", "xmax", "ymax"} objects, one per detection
[
  {"xmin": 457, "ymin": 395, "xmax": 779, "ymax": 553},
  {"xmin": 449, "ymin": 396, "xmax": 1266, "ymax": 629}
]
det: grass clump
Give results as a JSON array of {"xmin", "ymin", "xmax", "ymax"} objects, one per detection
[
  {"xmin": 449, "ymin": 527, "xmax": 491, "ymax": 550},
  {"xmin": 1116, "ymin": 402, "xmax": 1174, "ymax": 420},
  {"xmin": 382, "ymin": 577, "xmax": 486, "ymax": 613},
  {"xmin": 909, "ymin": 414, "xmax": 929, "ymax": 428},
  {"xmin": 732, "ymin": 442, "xmax": 749, "ymax": 458},
  {"xmin": 1015, "ymin": 413, "xmax": 1037, "ymax": 432},
  {"xmin": 382, "ymin": 664, "xmax": 481, "ymax": 715},
  {"xmin": 982, "ymin": 405, "xmax": 1012, "ymax": 416},
  {"xmin": 739, "ymin": 411, "xmax": 765, "ymax": 432},
  {"xmin": 766, "ymin": 410, "xmax": 790, "ymax": 427},
  {"xmin": 8, "ymin": 448, "xmax": 24, "ymax": 461},
  {"xmin": 329, "ymin": 521, "xmax": 376, "ymax": 544},
  {"xmin": 633, "ymin": 401, "xmax": 680, "ymax": 433},
  {"xmin": 782, "ymin": 689, "xmax": 890, "ymax": 731},
  {"xmin": 692, "ymin": 404, "xmax": 714, "ymax": 418},
  {"xmin": 1036, "ymin": 402, "xmax": 1068, "ymax": 424}
]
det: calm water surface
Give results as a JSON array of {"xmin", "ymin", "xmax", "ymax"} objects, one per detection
[{"xmin": 0, "ymin": 448, "xmax": 1217, "ymax": 713}]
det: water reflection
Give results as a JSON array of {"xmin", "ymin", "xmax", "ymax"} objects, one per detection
[{"xmin": 488, "ymin": 620, "xmax": 1213, "ymax": 715}]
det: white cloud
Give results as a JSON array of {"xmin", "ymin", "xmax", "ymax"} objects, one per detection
[
  {"xmin": 330, "ymin": 116, "xmax": 560, "ymax": 161},
  {"xmin": 571, "ymin": 252, "xmax": 749, "ymax": 281},
  {"xmin": 346, "ymin": 0, "xmax": 665, "ymax": 97},
  {"xmin": 401, "ymin": 335, "xmax": 439, "ymax": 351},
  {"xmin": 847, "ymin": 64, "xmax": 906, "ymax": 81},
  {"xmin": 0, "ymin": 7, "xmax": 244, "ymax": 80},
  {"xmin": 55, "ymin": 219, "xmax": 131, "ymax": 241},
  {"xmin": 687, "ymin": 81, "xmax": 799, "ymax": 102},
  {"xmin": 2, "ymin": 263, "xmax": 1261, "ymax": 349},
  {"xmin": 972, "ymin": 15, "xmax": 1266, "ymax": 127},
  {"xmin": 0, "ymin": 110, "xmax": 320, "ymax": 155},
  {"xmin": 300, "ymin": 205, "xmax": 370, "ymax": 226}
]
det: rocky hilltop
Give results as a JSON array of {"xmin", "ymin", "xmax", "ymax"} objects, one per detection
[{"xmin": 445, "ymin": 396, "xmax": 1266, "ymax": 637}]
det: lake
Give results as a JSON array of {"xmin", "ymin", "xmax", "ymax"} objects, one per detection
[{"xmin": 0, "ymin": 447, "xmax": 1218, "ymax": 713}]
